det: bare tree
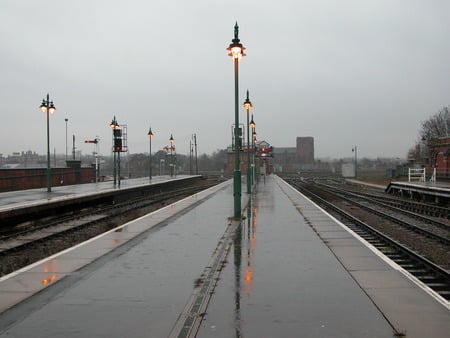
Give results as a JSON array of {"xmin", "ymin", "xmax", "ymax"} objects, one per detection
[
  {"xmin": 420, "ymin": 106, "xmax": 450, "ymax": 140},
  {"xmin": 407, "ymin": 106, "xmax": 449, "ymax": 163}
]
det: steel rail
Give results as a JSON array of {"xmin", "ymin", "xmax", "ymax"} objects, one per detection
[{"xmin": 316, "ymin": 184, "xmax": 450, "ymax": 244}]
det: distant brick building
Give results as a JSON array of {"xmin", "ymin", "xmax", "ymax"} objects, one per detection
[
  {"xmin": 428, "ymin": 137, "xmax": 450, "ymax": 179},
  {"xmin": 226, "ymin": 136, "xmax": 317, "ymax": 174},
  {"xmin": 296, "ymin": 137, "xmax": 314, "ymax": 164},
  {"xmin": 272, "ymin": 137, "xmax": 315, "ymax": 172}
]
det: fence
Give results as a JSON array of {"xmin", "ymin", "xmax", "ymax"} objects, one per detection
[{"xmin": 408, "ymin": 168, "xmax": 426, "ymax": 182}]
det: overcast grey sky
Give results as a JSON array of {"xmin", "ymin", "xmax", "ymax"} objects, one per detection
[{"xmin": 1, "ymin": 0, "xmax": 449, "ymax": 159}]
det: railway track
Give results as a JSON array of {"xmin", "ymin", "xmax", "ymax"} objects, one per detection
[
  {"xmin": 315, "ymin": 182, "xmax": 450, "ymax": 245},
  {"xmin": 284, "ymin": 177, "xmax": 450, "ymax": 301},
  {"xmin": 332, "ymin": 179, "xmax": 450, "ymax": 219},
  {"xmin": 0, "ymin": 181, "xmax": 218, "ymax": 277}
]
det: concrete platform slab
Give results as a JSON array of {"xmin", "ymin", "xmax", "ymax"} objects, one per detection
[
  {"xmin": 339, "ymin": 256, "xmax": 392, "ymax": 271},
  {"xmin": 352, "ymin": 269, "xmax": 415, "ymax": 289},
  {"xmin": 0, "ymin": 271, "xmax": 68, "ymax": 293},
  {"xmin": 315, "ymin": 230, "xmax": 355, "ymax": 239},
  {"xmin": 365, "ymin": 287, "xmax": 450, "ymax": 337},
  {"xmin": 331, "ymin": 244, "xmax": 381, "ymax": 257},
  {"xmin": 321, "ymin": 237, "xmax": 363, "ymax": 246}
]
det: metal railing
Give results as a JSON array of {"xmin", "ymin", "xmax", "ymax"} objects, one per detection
[{"xmin": 408, "ymin": 168, "xmax": 426, "ymax": 182}]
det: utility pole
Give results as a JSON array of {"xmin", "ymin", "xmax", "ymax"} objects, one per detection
[
  {"xmin": 72, "ymin": 134, "xmax": 76, "ymax": 160},
  {"xmin": 189, "ymin": 139, "xmax": 193, "ymax": 174},
  {"xmin": 194, "ymin": 134, "xmax": 198, "ymax": 175},
  {"xmin": 65, "ymin": 118, "xmax": 68, "ymax": 161}
]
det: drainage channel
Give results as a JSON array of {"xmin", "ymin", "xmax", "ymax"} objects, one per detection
[{"xmin": 169, "ymin": 219, "xmax": 240, "ymax": 338}]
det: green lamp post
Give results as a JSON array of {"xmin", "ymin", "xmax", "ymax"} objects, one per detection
[
  {"xmin": 227, "ymin": 22, "xmax": 246, "ymax": 219},
  {"xmin": 250, "ymin": 114, "xmax": 256, "ymax": 186},
  {"xmin": 243, "ymin": 90, "xmax": 253, "ymax": 193},
  {"xmin": 39, "ymin": 94, "xmax": 56, "ymax": 192}
]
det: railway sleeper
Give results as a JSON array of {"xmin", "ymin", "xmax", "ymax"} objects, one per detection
[
  {"xmin": 385, "ymin": 255, "xmax": 407, "ymax": 261},
  {"xmin": 426, "ymin": 282, "xmax": 450, "ymax": 291},
  {"xmin": 406, "ymin": 268, "xmax": 429, "ymax": 275},
  {"xmin": 369, "ymin": 242, "xmax": 386, "ymax": 248},
  {"xmin": 417, "ymin": 274, "xmax": 446, "ymax": 282},
  {"xmin": 437, "ymin": 291, "xmax": 450, "ymax": 300}
]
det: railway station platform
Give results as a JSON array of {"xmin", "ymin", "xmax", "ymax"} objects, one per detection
[
  {"xmin": 386, "ymin": 180, "xmax": 450, "ymax": 205},
  {"xmin": 0, "ymin": 175, "xmax": 196, "ymax": 212},
  {"xmin": 0, "ymin": 175, "xmax": 204, "ymax": 228},
  {"xmin": 0, "ymin": 176, "xmax": 449, "ymax": 337}
]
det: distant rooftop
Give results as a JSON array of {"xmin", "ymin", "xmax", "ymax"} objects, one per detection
[{"xmin": 273, "ymin": 147, "xmax": 296, "ymax": 154}]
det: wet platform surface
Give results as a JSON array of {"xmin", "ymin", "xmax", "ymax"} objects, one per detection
[
  {"xmin": 0, "ymin": 175, "xmax": 193, "ymax": 212},
  {"xmin": 0, "ymin": 176, "xmax": 449, "ymax": 337}
]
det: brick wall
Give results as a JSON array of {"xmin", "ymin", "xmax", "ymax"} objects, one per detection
[
  {"xmin": 296, "ymin": 137, "xmax": 314, "ymax": 164},
  {"xmin": 427, "ymin": 137, "xmax": 449, "ymax": 178},
  {"xmin": 0, "ymin": 167, "xmax": 96, "ymax": 192}
]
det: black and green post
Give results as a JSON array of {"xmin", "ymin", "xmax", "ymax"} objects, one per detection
[
  {"xmin": 169, "ymin": 134, "xmax": 174, "ymax": 177},
  {"xmin": 39, "ymin": 94, "xmax": 56, "ymax": 192},
  {"xmin": 243, "ymin": 90, "xmax": 253, "ymax": 193},
  {"xmin": 250, "ymin": 115, "xmax": 256, "ymax": 185},
  {"xmin": 110, "ymin": 116, "xmax": 119, "ymax": 188},
  {"xmin": 148, "ymin": 127, "xmax": 153, "ymax": 180},
  {"xmin": 227, "ymin": 22, "xmax": 246, "ymax": 219}
]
